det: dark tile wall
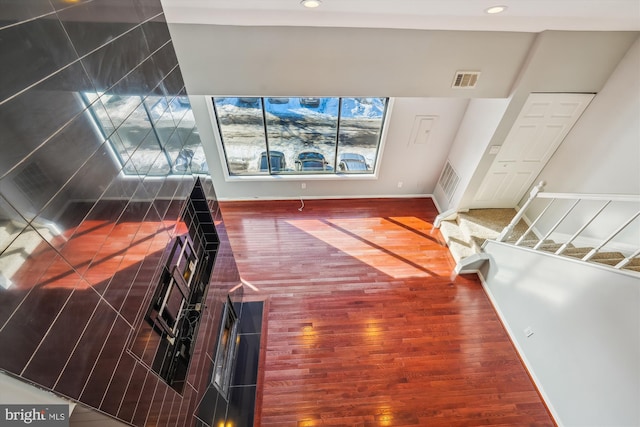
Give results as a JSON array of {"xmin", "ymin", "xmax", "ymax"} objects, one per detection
[{"xmin": 0, "ymin": 1, "xmax": 245, "ymax": 426}]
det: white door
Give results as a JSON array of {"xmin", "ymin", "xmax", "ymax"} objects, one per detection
[{"xmin": 472, "ymin": 93, "xmax": 594, "ymax": 208}]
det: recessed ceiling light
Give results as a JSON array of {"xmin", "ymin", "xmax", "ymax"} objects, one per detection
[
  {"xmin": 485, "ymin": 5, "xmax": 507, "ymax": 14},
  {"xmin": 301, "ymin": 0, "xmax": 322, "ymax": 8}
]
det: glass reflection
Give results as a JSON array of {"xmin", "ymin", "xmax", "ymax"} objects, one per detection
[
  {"xmin": 0, "ymin": 224, "xmax": 61, "ymax": 290},
  {"xmin": 337, "ymin": 97, "xmax": 386, "ymax": 174},
  {"xmin": 213, "ymin": 97, "xmax": 267, "ymax": 175},
  {"xmin": 0, "ymin": 195, "xmax": 25, "ymax": 257},
  {"xmin": 84, "ymin": 93, "xmax": 208, "ymax": 176}
]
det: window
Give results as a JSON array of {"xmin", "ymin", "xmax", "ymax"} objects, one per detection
[
  {"xmin": 212, "ymin": 97, "xmax": 388, "ymax": 176},
  {"xmin": 84, "ymin": 93, "xmax": 209, "ymax": 175}
]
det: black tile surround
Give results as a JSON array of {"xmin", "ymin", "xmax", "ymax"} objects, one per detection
[
  {"xmin": 0, "ymin": 0, "xmax": 251, "ymax": 425},
  {"xmin": 196, "ymin": 301, "xmax": 264, "ymax": 427}
]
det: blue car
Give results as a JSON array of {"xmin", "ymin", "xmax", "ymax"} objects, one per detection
[
  {"xmin": 300, "ymin": 97, "xmax": 320, "ymax": 107},
  {"xmin": 238, "ymin": 97, "xmax": 260, "ymax": 106},
  {"xmin": 294, "ymin": 152, "xmax": 333, "ymax": 171},
  {"xmin": 267, "ymin": 97, "xmax": 289, "ymax": 104},
  {"xmin": 258, "ymin": 151, "xmax": 287, "ymax": 172}
]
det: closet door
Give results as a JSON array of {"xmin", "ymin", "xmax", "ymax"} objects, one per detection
[{"xmin": 472, "ymin": 93, "xmax": 594, "ymax": 208}]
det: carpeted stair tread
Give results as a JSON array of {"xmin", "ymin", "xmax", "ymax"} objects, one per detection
[
  {"xmin": 563, "ymin": 249, "xmax": 626, "ymax": 261},
  {"xmin": 457, "ymin": 209, "xmax": 529, "ymax": 241},
  {"xmin": 510, "ymin": 239, "xmax": 557, "ymax": 248},
  {"xmin": 592, "ymin": 256, "xmax": 640, "ymax": 267},
  {"xmin": 592, "ymin": 258, "xmax": 624, "ymax": 267},
  {"xmin": 439, "ymin": 219, "xmax": 475, "ymax": 261},
  {"xmin": 622, "ymin": 258, "xmax": 640, "ymax": 267},
  {"xmin": 536, "ymin": 243, "xmax": 566, "ymax": 252},
  {"xmin": 561, "ymin": 247, "xmax": 592, "ymax": 256}
]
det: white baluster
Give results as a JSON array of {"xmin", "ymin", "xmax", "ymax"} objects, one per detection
[{"xmin": 496, "ymin": 181, "xmax": 545, "ymax": 242}]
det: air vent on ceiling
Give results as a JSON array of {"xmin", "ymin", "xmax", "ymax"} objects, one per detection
[
  {"xmin": 438, "ymin": 161, "xmax": 460, "ymax": 201},
  {"xmin": 452, "ymin": 71, "xmax": 480, "ymax": 88}
]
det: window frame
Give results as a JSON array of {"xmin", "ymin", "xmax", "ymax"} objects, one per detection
[{"xmin": 207, "ymin": 97, "xmax": 394, "ymax": 182}]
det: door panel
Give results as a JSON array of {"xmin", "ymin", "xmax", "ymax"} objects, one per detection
[
  {"xmin": 525, "ymin": 124, "xmax": 566, "ymax": 161},
  {"xmin": 472, "ymin": 93, "xmax": 594, "ymax": 208}
]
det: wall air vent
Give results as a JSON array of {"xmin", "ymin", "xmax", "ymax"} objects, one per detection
[
  {"xmin": 452, "ymin": 71, "xmax": 480, "ymax": 88},
  {"xmin": 438, "ymin": 161, "xmax": 460, "ymax": 201},
  {"xmin": 13, "ymin": 162, "xmax": 51, "ymax": 201}
]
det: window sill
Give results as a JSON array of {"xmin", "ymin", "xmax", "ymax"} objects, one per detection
[{"xmin": 222, "ymin": 173, "xmax": 379, "ymax": 182}]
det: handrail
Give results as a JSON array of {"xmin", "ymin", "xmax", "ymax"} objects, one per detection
[
  {"xmin": 495, "ymin": 183, "xmax": 640, "ymax": 272},
  {"xmin": 536, "ymin": 192, "xmax": 640, "ymax": 203}
]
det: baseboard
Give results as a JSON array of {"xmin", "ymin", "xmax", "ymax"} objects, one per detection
[
  {"xmin": 216, "ymin": 193, "xmax": 434, "ymax": 202},
  {"xmin": 475, "ymin": 269, "xmax": 563, "ymax": 427}
]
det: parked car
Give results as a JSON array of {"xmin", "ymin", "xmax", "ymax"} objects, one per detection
[
  {"xmin": 300, "ymin": 97, "xmax": 320, "ymax": 107},
  {"xmin": 258, "ymin": 151, "xmax": 287, "ymax": 172},
  {"xmin": 294, "ymin": 151, "xmax": 333, "ymax": 171},
  {"xmin": 338, "ymin": 153, "xmax": 370, "ymax": 172},
  {"xmin": 238, "ymin": 97, "xmax": 260, "ymax": 106},
  {"xmin": 267, "ymin": 97, "xmax": 289, "ymax": 104}
]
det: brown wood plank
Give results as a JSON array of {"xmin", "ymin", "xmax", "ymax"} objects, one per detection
[{"xmin": 219, "ymin": 198, "xmax": 555, "ymax": 427}]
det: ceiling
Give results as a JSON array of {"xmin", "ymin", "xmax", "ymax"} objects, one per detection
[{"xmin": 161, "ymin": 0, "xmax": 640, "ymax": 32}]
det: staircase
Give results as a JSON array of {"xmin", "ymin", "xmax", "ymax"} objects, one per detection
[
  {"xmin": 439, "ymin": 208, "xmax": 527, "ymax": 262},
  {"xmin": 438, "ymin": 203, "xmax": 640, "ymax": 275}
]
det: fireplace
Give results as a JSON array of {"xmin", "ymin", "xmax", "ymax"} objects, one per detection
[{"xmin": 212, "ymin": 297, "xmax": 239, "ymax": 398}]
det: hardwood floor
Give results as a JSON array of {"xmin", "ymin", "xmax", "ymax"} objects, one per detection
[{"xmin": 219, "ymin": 198, "xmax": 555, "ymax": 427}]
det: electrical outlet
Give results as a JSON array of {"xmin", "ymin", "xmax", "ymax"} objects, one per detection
[
  {"xmin": 301, "ymin": 182, "xmax": 306, "ymax": 189},
  {"xmin": 524, "ymin": 327, "xmax": 534, "ymax": 338},
  {"xmin": 397, "ymin": 181, "xmax": 403, "ymax": 188}
]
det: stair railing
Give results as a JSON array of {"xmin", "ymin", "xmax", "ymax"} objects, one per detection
[
  {"xmin": 495, "ymin": 182, "xmax": 640, "ymax": 271},
  {"xmin": 495, "ymin": 181, "xmax": 546, "ymax": 242}
]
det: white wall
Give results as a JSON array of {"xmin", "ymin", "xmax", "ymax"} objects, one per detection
[
  {"xmin": 481, "ymin": 241, "xmax": 640, "ymax": 427},
  {"xmin": 169, "ymin": 24, "xmax": 535, "ymax": 98},
  {"xmin": 433, "ymin": 98, "xmax": 510, "ymax": 211},
  {"xmin": 192, "ymin": 96, "xmax": 468, "ymax": 200},
  {"xmin": 536, "ymin": 36, "xmax": 640, "ymax": 195}
]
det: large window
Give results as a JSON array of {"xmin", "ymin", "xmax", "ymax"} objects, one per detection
[
  {"xmin": 212, "ymin": 97, "xmax": 388, "ymax": 176},
  {"xmin": 84, "ymin": 93, "xmax": 209, "ymax": 175}
]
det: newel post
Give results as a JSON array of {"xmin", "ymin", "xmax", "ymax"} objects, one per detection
[{"xmin": 496, "ymin": 181, "xmax": 546, "ymax": 242}]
